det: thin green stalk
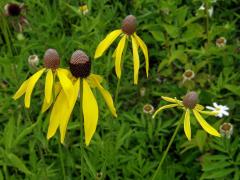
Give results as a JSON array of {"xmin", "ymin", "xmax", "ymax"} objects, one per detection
[
  {"xmin": 205, "ymin": 2, "xmax": 210, "ymax": 47},
  {"xmin": 58, "ymin": 142, "xmax": 66, "ymax": 180},
  {"xmin": 151, "ymin": 114, "xmax": 184, "ymax": 180},
  {"xmin": 79, "ymin": 78, "xmax": 84, "ymax": 180},
  {"xmin": 114, "ymin": 38, "xmax": 129, "ymax": 104}
]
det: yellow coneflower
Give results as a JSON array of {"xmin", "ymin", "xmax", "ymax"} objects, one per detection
[
  {"xmin": 94, "ymin": 15, "xmax": 149, "ymax": 84},
  {"xmin": 153, "ymin": 91, "xmax": 221, "ymax": 140},
  {"xmin": 13, "ymin": 49, "xmax": 73, "ymax": 109},
  {"xmin": 47, "ymin": 50, "xmax": 117, "ymax": 146}
]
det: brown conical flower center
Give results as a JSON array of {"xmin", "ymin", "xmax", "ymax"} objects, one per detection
[
  {"xmin": 183, "ymin": 91, "xmax": 198, "ymax": 109},
  {"xmin": 121, "ymin": 15, "xmax": 137, "ymax": 35},
  {"xmin": 69, "ymin": 50, "xmax": 91, "ymax": 78},
  {"xmin": 43, "ymin": 49, "xmax": 60, "ymax": 69},
  {"xmin": 5, "ymin": 3, "xmax": 21, "ymax": 16}
]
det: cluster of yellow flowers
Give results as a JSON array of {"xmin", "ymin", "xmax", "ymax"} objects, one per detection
[{"xmin": 13, "ymin": 15, "xmax": 221, "ymax": 146}]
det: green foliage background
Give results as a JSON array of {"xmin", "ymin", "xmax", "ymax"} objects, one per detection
[{"xmin": 0, "ymin": 0, "xmax": 240, "ymax": 179}]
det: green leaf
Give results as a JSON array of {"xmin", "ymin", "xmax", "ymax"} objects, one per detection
[
  {"xmin": 201, "ymin": 168, "xmax": 235, "ymax": 179},
  {"xmin": 168, "ymin": 50, "xmax": 188, "ymax": 64},
  {"xmin": 6, "ymin": 152, "xmax": 32, "ymax": 175},
  {"xmin": 224, "ymin": 84, "xmax": 240, "ymax": 96},
  {"xmin": 149, "ymin": 31, "xmax": 165, "ymax": 42},
  {"xmin": 195, "ymin": 130, "xmax": 207, "ymax": 152},
  {"xmin": 163, "ymin": 24, "xmax": 179, "ymax": 38},
  {"xmin": 4, "ymin": 117, "xmax": 15, "ymax": 150}
]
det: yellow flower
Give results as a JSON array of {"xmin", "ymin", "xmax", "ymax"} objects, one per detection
[
  {"xmin": 13, "ymin": 49, "xmax": 73, "ymax": 109},
  {"xmin": 152, "ymin": 91, "xmax": 221, "ymax": 140},
  {"xmin": 79, "ymin": 4, "xmax": 89, "ymax": 15},
  {"xmin": 94, "ymin": 15, "xmax": 149, "ymax": 85},
  {"xmin": 47, "ymin": 50, "xmax": 117, "ymax": 146}
]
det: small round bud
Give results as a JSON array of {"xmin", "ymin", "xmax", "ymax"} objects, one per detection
[
  {"xmin": 69, "ymin": 50, "xmax": 91, "ymax": 78},
  {"xmin": 4, "ymin": 3, "xmax": 21, "ymax": 16},
  {"xmin": 216, "ymin": 37, "xmax": 227, "ymax": 48},
  {"xmin": 28, "ymin": 55, "xmax": 39, "ymax": 68},
  {"xmin": 183, "ymin": 91, "xmax": 198, "ymax": 109},
  {"xmin": 121, "ymin": 15, "xmax": 137, "ymax": 35},
  {"xmin": 43, "ymin": 49, "xmax": 60, "ymax": 69}
]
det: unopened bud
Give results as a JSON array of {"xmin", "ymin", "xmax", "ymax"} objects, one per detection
[
  {"xmin": 183, "ymin": 91, "xmax": 198, "ymax": 109},
  {"xmin": 121, "ymin": 15, "xmax": 137, "ymax": 35},
  {"xmin": 69, "ymin": 50, "xmax": 91, "ymax": 78}
]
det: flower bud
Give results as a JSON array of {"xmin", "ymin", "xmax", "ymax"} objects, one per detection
[
  {"xmin": 219, "ymin": 122, "xmax": 233, "ymax": 139},
  {"xmin": 183, "ymin": 91, "xmax": 198, "ymax": 109},
  {"xmin": 43, "ymin": 49, "xmax": 60, "ymax": 70},
  {"xmin": 121, "ymin": 15, "xmax": 137, "ymax": 35},
  {"xmin": 69, "ymin": 50, "xmax": 91, "ymax": 78},
  {"xmin": 183, "ymin": 69, "xmax": 195, "ymax": 81},
  {"xmin": 4, "ymin": 3, "xmax": 21, "ymax": 16},
  {"xmin": 28, "ymin": 55, "xmax": 39, "ymax": 68}
]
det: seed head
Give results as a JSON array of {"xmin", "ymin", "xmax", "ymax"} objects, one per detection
[
  {"xmin": 69, "ymin": 50, "xmax": 91, "ymax": 78},
  {"xmin": 143, "ymin": 104, "xmax": 154, "ymax": 114},
  {"xmin": 216, "ymin": 37, "xmax": 227, "ymax": 48},
  {"xmin": 121, "ymin": 15, "xmax": 137, "ymax": 35},
  {"xmin": 4, "ymin": 3, "xmax": 21, "ymax": 16},
  {"xmin": 183, "ymin": 91, "xmax": 198, "ymax": 109},
  {"xmin": 43, "ymin": 49, "xmax": 60, "ymax": 69},
  {"xmin": 219, "ymin": 122, "xmax": 233, "ymax": 139},
  {"xmin": 28, "ymin": 54, "xmax": 39, "ymax": 68}
]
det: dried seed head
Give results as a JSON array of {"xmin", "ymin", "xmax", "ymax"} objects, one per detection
[
  {"xmin": 43, "ymin": 49, "xmax": 60, "ymax": 69},
  {"xmin": 183, "ymin": 91, "xmax": 198, "ymax": 109},
  {"xmin": 183, "ymin": 69, "xmax": 195, "ymax": 80},
  {"xmin": 69, "ymin": 50, "xmax": 91, "ymax": 78},
  {"xmin": 121, "ymin": 15, "xmax": 137, "ymax": 35},
  {"xmin": 4, "ymin": 3, "xmax": 21, "ymax": 16},
  {"xmin": 143, "ymin": 104, "xmax": 154, "ymax": 114},
  {"xmin": 219, "ymin": 123, "xmax": 233, "ymax": 139},
  {"xmin": 28, "ymin": 54, "xmax": 39, "ymax": 68},
  {"xmin": 216, "ymin": 37, "xmax": 227, "ymax": 48}
]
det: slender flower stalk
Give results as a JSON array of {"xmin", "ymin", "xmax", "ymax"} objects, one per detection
[
  {"xmin": 47, "ymin": 50, "xmax": 117, "ymax": 145},
  {"xmin": 13, "ymin": 49, "xmax": 73, "ymax": 109},
  {"xmin": 94, "ymin": 15, "xmax": 149, "ymax": 85}
]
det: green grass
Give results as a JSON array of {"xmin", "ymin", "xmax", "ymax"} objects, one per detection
[{"xmin": 1, "ymin": 0, "xmax": 240, "ymax": 179}]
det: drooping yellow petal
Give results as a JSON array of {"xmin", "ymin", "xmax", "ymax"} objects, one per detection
[
  {"xmin": 184, "ymin": 109, "xmax": 191, "ymax": 140},
  {"xmin": 131, "ymin": 36, "xmax": 140, "ymax": 84},
  {"xmin": 45, "ymin": 70, "xmax": 53, "ymax": 104},
  {"xmin": 161, "ymin": 96, "xmax": 182, "ymax": 105},
  {"xmin": 87, "ymin": 74, "xmax": 103, "ymax": 88},
  {"xmin": 152, "ymin": 104, "xmax": 179, "ymax": 119},
  {"xmin": 56, "ymin": 68, "xmax": 73, "ymax": 106},
  {"xmin": 195, "ymin": 104, "xmax": 204, "ymax": 111},
  {"xmin": 94, "ymin": 29, "xmax": 122, "ymax": 59},
  {"xmin": 90, "ymin": 75, "xmax": 117, "ymax": 117},
  {"xmin": 41, "ymin": 82, "xmax": 62, "ymax": 113},
  {"xmin": 24, "ymin": 69, "xmax": 45, "ymax": 108},
  {"xmin": 47, "ymin": 90, "xmax": 67, "ymax": 140},
  {"xmin": 83, "ymin": 79, "xmax": 99, "ymax": 146},
  {"xmin": 198, "ymin": 110, "xmax": 218, "ymax": 116},
  {"xmin": 59, "ymin": 79, "xmax": 80, "ymax": 143},
  {"xmin": 13, "ymin": 79, "xmax": 29, "ymax": 100},
  {"xmin": 134, "ymin": 33, "xmax": 149, "ymax": 77},
  {"xmin": 115, "ymin": 35, "xmax": 127, "ymax": 79},
  {"xmin": 193, "ymin": 109, "xmax": 221, "ymax": 137}
]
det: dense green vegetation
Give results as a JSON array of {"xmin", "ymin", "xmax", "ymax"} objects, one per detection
[{"xmin": 0, "ymin": 0, "xmax": 240, "ymax": 179}]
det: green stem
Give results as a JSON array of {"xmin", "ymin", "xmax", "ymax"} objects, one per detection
[
  {"xmin": 58, "ymin": 142, "xmax": 66, "ymax": 180},
  {"xmin": 205, "ymin": 2, "xmax": 210, "ymax": 47},
  {"xmin": 151, "ymin": 114, "xmax": 184, "ymax": 180},
  {"xmin": 114, "ymin": 37, "xmax": 129, "ymax": 105},
  {"xmin": 79, "ymin": 78, "xmax": 84, "ymax": 180}
]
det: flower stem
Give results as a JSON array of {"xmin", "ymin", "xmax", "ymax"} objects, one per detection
[
  {"xmin": 151, "ymin": 114, "xmax": 184, "ymax": 180},
  {"xmin": 79, "ymin": 78, "xmax": 84, "ymax": 180},
  {"xmin": 114, "ymin": 37, "xmax": 129, "ymax": 105}
]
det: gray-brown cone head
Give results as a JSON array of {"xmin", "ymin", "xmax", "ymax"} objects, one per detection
[
  {"xmin": 43, "ymin": 49, "xmax": 60, "ymax": 69},
  {"xmin": 69, "ymin": 50, "xmax": 91, "ymax": 78},
  {"xmin": 183, "ymin": 91, "xmax": 198, "ymax": 109},
  {"xmin": 121, "ymin": 15, "xmax": 137, "ymax": 35},
  {"xmin": 5, "ymin": 3, "xmax": 21, "ymax": 16}
]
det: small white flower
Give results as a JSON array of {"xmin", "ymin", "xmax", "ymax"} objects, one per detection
[
  {"xmin": 206, "ymin": 102, "xmax": 229, "ymax": 118},
  {"xmin": 198, "ymin": 4, "xmax": 214, "ymax": 17}
]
